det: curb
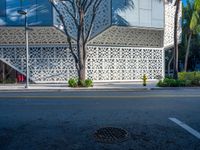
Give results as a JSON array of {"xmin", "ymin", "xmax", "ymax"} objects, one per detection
[
  {"xmin": 0, "ymin": 86, "xmax": 199, "ymax": 92},
  {"xmin": 150, "ymin": 87, "xmax": 200, "ymax": 90},
  {"xmin": 0, "ymin": 87, "xmax": 151, "ymax": 92}
]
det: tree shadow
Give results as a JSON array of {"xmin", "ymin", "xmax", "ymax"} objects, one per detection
[{"xmin": 112, "ymin": 0, "xmax": 134, "ymax": 26}]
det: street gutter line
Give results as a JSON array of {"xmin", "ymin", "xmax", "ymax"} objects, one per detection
[
  {"xmin": 169, "ymin": 118, "xmax": 200, "ymax": 140},
  {"xmin": 0, "ymin": 95, "xmax": 200, "ymax": 99}
]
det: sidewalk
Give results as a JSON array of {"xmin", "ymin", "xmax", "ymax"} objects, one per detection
[{"xmin": 0, "ymin": 81, "xmax": 157, "ymax": 91}]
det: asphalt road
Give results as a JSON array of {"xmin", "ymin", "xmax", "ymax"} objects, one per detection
[{"xmin": 0, "ymin": 89, "xmax": 200, "ymax": 150}]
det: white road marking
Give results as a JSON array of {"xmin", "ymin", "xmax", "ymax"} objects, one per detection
[{"xmin": 169, "ymin": 118, "xmax": 200, "ymax": 140}]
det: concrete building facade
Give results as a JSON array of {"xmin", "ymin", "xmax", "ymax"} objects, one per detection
[{"xmin": 0, "ymin": 0, "xmax": 182, "ymax": 83}]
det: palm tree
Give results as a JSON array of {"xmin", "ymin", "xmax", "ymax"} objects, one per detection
[
  {"xmin": 184, "ymin": 0, "xmax": 200, "ymax": 72},
  {"xmin": 173, "ymin": 0, "xmax": 181, "ymax": 79}
]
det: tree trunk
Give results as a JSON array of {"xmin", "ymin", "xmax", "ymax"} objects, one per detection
[
  {"xmin": 168, "ymin": 53, "xmax": 174, "ymax": 76},
  {"xmin": 77, "ymin": 38, "xmax": 86, "ymax": 83},
  {"xmin": 76, "ymin": 9, "xmax": 86, "ymax": 83},
  {"xmin": 184, "ymin": 33, "xmax": 192, "ymax": 72},
  {"xmin": 78, "ymin": 44, "xmax": 87, "ymax": 82},
  {"xmin": 79, "ymin": 66, "xmax": 86, "ymax": 81},
  {"xmin": 77, "ymin": 54, "xmax": 86, "ymax": 82},
  {"xmin": 173, "ymin": 0, "xmax": 180, "ymax": 80}
]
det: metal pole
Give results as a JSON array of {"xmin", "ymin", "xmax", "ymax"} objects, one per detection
[
  {"xmin": 2, "ymin": 62, "xmax": 5, "ymax": 84},
  {"xmin": 25, "ymin": 14, "xmax": 29, "ymax": 88}
]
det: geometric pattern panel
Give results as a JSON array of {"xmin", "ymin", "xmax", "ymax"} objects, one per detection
[
  {"xmin": 0, "ymin": 45, "xmax": 164, "ymax": 83},
  {"xmin": 0, "ymin": 46, "xmax": 77, "ymax": 83},
  {"xmin": 0, "ymin": 27, "xmax": 70, "ymax": 45},
  {"xmin": 89, "ymin": 26, "xmax": 164, "ymax": 48},
  {"xmin": 87, "ymin": 46, "xmax": 164, "ymax": 81},
  {"xmin": 164, "ymin": 1, "xmax": 182, "ymax": 48},
  {"xmin": 54, "ymin": 0, "xmax": 111, "ymax": 39}
]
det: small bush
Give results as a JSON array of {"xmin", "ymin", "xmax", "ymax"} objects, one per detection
[
  {"xmin": 163, "ymin": 78, "xmax": 177, "ymax": 87},
  {"xmin": 68, "ymin": 78, "xmax": 93, "ymax": 87},
  {"xmin": 157, "ymin": 80, "xmax": 166, "ymax": 87},
  {"xmin": 85, "ymin": 79, "xmax": 93, "ymax": 87},
  {"xmin": 78, "ymin": 80, "xmax": 85, "ymax": 87},
  {"xmin": 68, "ymin": 78, "xmax": 78, "ymax": 87},
  {"xmin": 157, "ymin": 78, "xmax": 187, "ymax": 87},
  {"xmin": 165, "ymin": 75, "xmax": 173, "ymax": 79},
  {"xmin": 176, "ymin": 80, "xmax": 186, "ymax": 87},
  {"xmin": 185, "ymin": 80, "xmax": 192, "ymax": 86},
  {"xmin": 191, "ymin": 78, "xmax": 200, "ymax": 86},
  {"xmin": 179, "ymin": 72, "xmax": 200, "ymax": 86},
  {"xmin": 179, "ymin": 72, "xmax": 200, "ymax": 80},
  {"xmin": 157, "ymin": 72, "xmax": 200, "ymax": 87}
]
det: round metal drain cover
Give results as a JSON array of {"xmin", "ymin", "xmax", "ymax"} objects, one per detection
[{"xmin": 94, "ymin": 127, "xmax": 129, "ymax": 143}]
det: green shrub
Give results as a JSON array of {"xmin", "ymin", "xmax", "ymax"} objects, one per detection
[
  {"xmin": 179, "ymin": 72, "xmax": 200, "ymax": 86},
  {"xmin": 68, "ymin": 78, "xmax": 93, "ymax": 87},
  {"xmin": 176, "ymin": 80, "xmax": 186, "ymax": 87},
  {"xmin": 157, "ymin": 78, "xmax": 186, "ymax": 87},
  {"xmin": 185, "ymin": 80, "xmax": 192, "ymax": 86},
  {"xmin": 164, "ymin": 78, "xmax": 177, "ymax": 87},
  {"xmin": 85, "ymin": 79, "xmax": 93, "ymax": 87},
  {"xmin": 179, "ymin": 72, "xmax": 200, "ymax": 80},
  {"xmin": 157, "ymin": 72, "xmax": 200, "ymax": 87},
  {"xmin": 165, "ymin": 75, "xmax": 173, "ymax": 79},
  {"xmin": 157, "ymin": 80, "xmax": 167, "ymax": 87},
  {"xmin": 68, "ymin": 78, "xmax": 78, "ymax": 87},
  {"xmin": 78, "ymin": 80, "xmax": 85, "ymax": 87},
  {"xmin": 191, "ymin": 78, "xmax": 200, "ymax": 86}
]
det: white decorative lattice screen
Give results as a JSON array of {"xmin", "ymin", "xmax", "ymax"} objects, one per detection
[
  {"xmin": 164, "ymin": 1, "xmax": 182, "ymax": 48},
  {"xmin": 0, "ymin": 46, "xmax": 77, "ymax": 82},
  {"xmin": 87, "ymin": 46, "xmax": 164, "ymax": 81},
  {"xmin": 0, "ymin": 45, "xmax": 164, "ymax": 83}
]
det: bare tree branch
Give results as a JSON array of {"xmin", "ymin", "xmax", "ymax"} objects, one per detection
[
  {"xmin": 49, "ymin": 0, "xmax": 79, "ymax": 65},
  {"xmin": 50, "ymin": 0, "xmax": 103, "ymax": 81}
]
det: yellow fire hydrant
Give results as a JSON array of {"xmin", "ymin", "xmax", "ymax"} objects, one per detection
[{"xmin": 142, "ymin": 74, "xmax": 147, "ymax": 86}]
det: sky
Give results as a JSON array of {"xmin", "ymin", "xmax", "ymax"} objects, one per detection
[
  {"xmin": 182, "ymin": 0, "xmax": 196, "ymax": 5},
  {"xmin": 182, "ymin": 0, "xmax": 187, "ymax": 5}
]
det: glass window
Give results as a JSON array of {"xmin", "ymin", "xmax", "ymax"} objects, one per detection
[
  {"xmin": 0, "ymin": 0, "xmax": 6, "ymax": 17},
  {"xmin": 5, "ymin": 0, "xmax": 53, "ymax": 26}
]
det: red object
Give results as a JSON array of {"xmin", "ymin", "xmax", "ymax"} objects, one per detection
[
  {"xmin": 17, "ymin": 74, "xmax": 25, "ymax": 82},
  {"xmin": 21, "ymin": 75, "xmax": 25, "ymax": 82},
  {"xmin": 17, "ymin": 74, "xmax": 21, "ymax": 82}
]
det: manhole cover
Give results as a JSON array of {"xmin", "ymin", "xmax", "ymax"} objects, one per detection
[{"xmin": 94, "ymin": 127, "xmax": 129, "ymax": 143}]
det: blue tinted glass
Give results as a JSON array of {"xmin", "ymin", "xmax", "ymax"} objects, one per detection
[
  {"xmin": 112, "ymin": 0, "xmax": 135, "ymax": 26},
  {"xmin": 6, "ymin": 0, "xmax": 23, "ymax": 25},
  {"xmin": 21, "ymin": 0, "xmax": 37, "ymax": 25},
  {"xmin": 112, "ymin": 0, "xmax": 129, "ymax": 25},
  {"xmin": 0, "ymin": 0, "xmax": 6, "ymax": 16},
  {"xmin": 5, "ymin": 0, "xmax": 53, "ymax": 26},
  {"xmin": 36, "ymin": 0, "xmax": 53, "ymax": 25}
]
